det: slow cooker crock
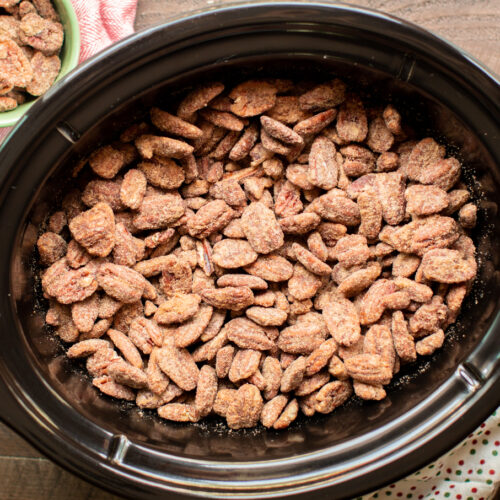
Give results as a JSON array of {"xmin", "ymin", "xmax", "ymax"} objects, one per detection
[{"xmin": 0, "ymin": 3, "xmax": 498, "ymax": 499}]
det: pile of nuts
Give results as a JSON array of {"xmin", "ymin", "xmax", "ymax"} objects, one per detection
[
  {"xmin": 37, "ymin": 77, "xmax": 478, "ymax": 429},
  {"xmin": 0, "ymin": 0, "xmax": 63, "ymax": 111}
]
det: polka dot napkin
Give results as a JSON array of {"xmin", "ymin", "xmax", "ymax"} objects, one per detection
[{"xmin": 360, "ymin": 408, "xmax": 500, "ymax": 500}]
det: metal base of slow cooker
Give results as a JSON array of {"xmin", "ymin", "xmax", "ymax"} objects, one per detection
[{"xmin": 0, "ymin": 3, "xmax": 499, "ymax": 499}]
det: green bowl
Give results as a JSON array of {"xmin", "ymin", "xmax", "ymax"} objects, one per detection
[{"xmin": 0, "ymin": 0, "xmax": 80, "ymax": 128}]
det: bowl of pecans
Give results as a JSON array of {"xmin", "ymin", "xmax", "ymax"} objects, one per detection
[
  {"xmin": 0, "ymin": 0, "xmax": 80, "ymax": 127},
  {"xmin": 0, "ymin": 3, "xmax": 498, "ymax": 500}
]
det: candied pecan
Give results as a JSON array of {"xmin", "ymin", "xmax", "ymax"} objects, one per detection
[
  {"xmin": 328, "ymin": 355, "xmax": 349, "ymax": 380},
  {"xmin": 187, "ymin": 200, "xmax": 234, "ymax": 239},
  {"xmin": 315, "ymin": 380, "xmax": 352, "ymax": 413},
  {"xmin": 274, "ymin": 180, "xmax": 303, "ymax": 218},
  {"xmin": 156, "ymin": 344, "xmax": 199, "ymax": 391},
  {"xmin": 277, "ymin": 322, "xmax": 324, "ymax": 354},
  {"xmin": 150, "ymin": 107, "xmax": 203, "ymax": 139},
  {"xmin": 366, "ymin": 116, "xmax": 394, "ymax": 153},
  {"xmin": 19, "ymin": 13, "xmax": 63, "ymax": 55},
  {"xmin": 158, "ymin": 403, "xmax": 199, "ymax": 422},
  {"xmin": 323, "ymin": 298, "xmax": 361, "ymax": 347},
  {"xmin": 93, "ymin": 376, "xmax": 135, "ymax": 401},
  {"xmin": 225, "ymin": 317, "xmax": 274, "ymax": 350},
  {"xmin": 406, "ymin": 138, "xmax": 444, "ymax": 181},
  {"xmin": 306, "ymin": 136, "xmax": 338, "ymax": 189},
  {"xmin": 293, "ymin": 108, "xmax": 337, "ymax": 137},
  {"xmin": 71, "ymin": 294, "xmax": 99, "ymax": 333},
  {"xmin": 363, "ymin": 324, "xmax": 396, "ymax": 369},
  {"xmin": 226, "ymin": 122, "xmax": 258, "ymax": 161},
  {"xmin": 107, "ymin": 360, "xmax": 147, "ymax": 389},
  {"xmin": 392, "ymin": 253, "xmax": 420, "ymax": 278},
  {"xmin": 415, "ymin": 329, "xmax": 445, "ymax": 356},
  {"xmin": 311, "ymin": 190, "xmax": 361, "ymax": 226},
  {"xmin": 353, "ymin": 382, "xmax": 386, "ymax": 400},
  {"xmin": 305, "ymin": 338, "xmax": 337, "ymax": 376},
  {"xmin": 215, "ymin": 345, "xmax": 235, "ymax": 378},
  {"xmin": 128, "ymin": 317, "xmax": 162, "ymax": 355},
  {"xmin": 279, "ymin": 213, "xmax": 320, "ymax": 235},
  {"xmin": 69, "ymin": 203, "xmax": 115, "ymax": 257},
  {"xmin": 357, "ymin": 189, "xmax": 382, "ymax": 240},
  {"xmin": 107, "ymin": 328, "xmax": 143, "ymax": 369},
  {"xmin": 81, "ymin": 180, "xmax": 124, "ymax": 211},
  {"xmin": 174, "ymin": 304, "xmax": 213, "ymax": 347},
  {"xmin": 137, "ymin": 384, "xmax": 183, "ymax": 409},
  {"xmin": 391, "ymin": 311, "xmax": 416, "ymax": 363},
  {"xmin": 409, "ymin": 297, "xmax": 448, "ymax": 336},
  {"xmin": 307, "ymin": 231, "xmax": 328, "ymax": 262},
  {"xmin": 405, "ymin": 184, "xmax": 449, "ymax": 216},
  {"xmin": 238, "ymin": 203, "xmax": 282, "ymax": 255},
  {"xmin": 280, "ymin": 356, "xmax": 307, "ymax": 392},
  {"xmin": 358, "ymin": 279, "xmax": 398, "ymax": 325},
  {"xmin": 246, "ymin": 306, "xmax": 288, "ymax": 327},
  {"xmin": 229, "ymin": 80, "xmax": 277, "ymax": 117},
  {"xmin": 217, "ymin": 274, "xmax": 267, "ymax": 290},
  {"xmin": 112, "ymin": 223, "xmax": 137, "ymax": 267},
  {"xmin": 260, "ymin": 115, "xmax": 303, "ymax": 145},
  {"xmin": 317, "ymin": 222, "xmax": 347, "ymax": 246},
  {"xmin": 194, "ymin": 365, "xmax": 217, "ymax": 417},
  {"xmin": 67, "ymin": 339, "xmax": 111, "ymax": 358},
  {"xmin": 26, "ymin": 51, "xmax": 60, "ymax": 96},
  {"xmin": 192, "ymin": 326, "xmax": 228, "ymax": 361},
  {"xmin": 336, "ymin": 95, "xmax": 367, "ymax": 142},
  {"xmin": 254, "ymin": 290, "xmax": 276, "ymax": 307},
  {"xmin": 37, "ymin": 231, "xmax": 67, "ymax": 266},
  {"xmin": 145, "ymin": 348, "xmax": 170, "ymax": 394},
  {"xmin": 261, "ymin": 395, "xmax": 289, "ymax": 427},
  {"xmin": 331, "ymin": 235, "xmax": 370, "ymax": 268},
  {"xmin": 97, "ymin": 263, "xmax": 147, "ymax": 303},
  {"xmin": 0, "ymin": 96, "xmax": 16, "ymax": 110},
  {"xmin": 213, "ymin": 388, "xmax": 237, "ymax": 417},
  {"xmin": 299, "ymin": 79, "xmax": 345, "ymax": 112},
  {"xmin": 337, "ymin": 261, "xmax": 381, "ymax": 298},
  {"xmin": 87, "ymin": 145, "xmax": 124, "ymax": 180},
  {"xmin": 177, "ymin": 82, "xmax": 224, "ymax": 118},
  {"xmin": 228, "ymin": 349, "xmax": 262, "ymax": 383},
  {"xmin": 135, "ymin": 134, "xmax": 193, "ymax": 159},
  {"xmin": 375, "ymin": 171, "xmax": 406, "ymax": 225},
  {"xmin": 139, "ymin": 157, "xmax": 185, "ymax": 189},
  {"xmin": 200, "ymin": 286, "xmax": 254, "ymax": 311},
  {"xmin": 226, "ymin": 383, "xmax": 263, "ymax": 429},
  {"xmin": 444, "ymin": 189, "xmax": 470, "ymax": 215},
  {"xmin": 376, "ymin": 152, "xmax": 399, "ymax": 172},
  {"xmin": 340, "ymin": 145, "xmax": 375, "ymax": 177},
  {"xmin": 390, "ymin": 215, "xmax": 459, "ymax": 256},
  {"xmin": 134, "ymin": 194, "xmax": 185, "ymax": 231},
  {"xmin": 288, "ymin": 263, "xmax": 323, "ymax": 301},
  {"xmin": 393, "ymin": 277, "xmax": 433, "ymax": 302},
  {"xmin": 199, "ymin": 108, "xmax": 245, "ymax": 131},
  {"xmin": 119, "ymin": 169, "xmax": 146, "ymax": 210},
  {"xmin": 344, "ymin": 354, "xmax": 392, "ymax": 385},
  {"xmin": 295, "ymin": 371, "xmax": 330, "ymax": 396},
  {"xmin": 268, "ymin": 95, "xmax": 309, "ymax": 124},
  {"xmin": 421, "ymin": 249, "xmax": 476, "ymax": 283},
  {"xmin": 458, "ymin": 203, "xmax": 477, "ymax": 229},
  {"xmin": 292, "ymin": 243, "xmax": 331, "ymax": 276},
  {"xmin": 212, "ymin": 238, "xmax": 258, "ymax": 269},
  {"xmin": 286, "ymin": 163, "xmax": 315, "ymax": 190},
  {"xmin": 154, "ymin": 293, "xmax": 200, "ymax": 325},
  {"xmin": 42, "ymin": 259, "xmax": 98, "ymax": 304}
]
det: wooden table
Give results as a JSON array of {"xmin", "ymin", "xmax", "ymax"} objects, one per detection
[{"xmin": 1, "ymin": 1, "xmax": 498, "ymax": 499}]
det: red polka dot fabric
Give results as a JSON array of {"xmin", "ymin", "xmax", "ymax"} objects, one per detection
[{"xmin": 359, "ymin": 408, "xmax": 499, "ymax": 499}]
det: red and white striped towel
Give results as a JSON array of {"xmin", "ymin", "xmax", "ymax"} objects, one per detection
[{"xmin": 0, "ymin": 0, "xmax": 138, "ymax": 142}]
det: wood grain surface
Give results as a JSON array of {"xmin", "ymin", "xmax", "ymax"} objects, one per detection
[{"xmin": 1, "ymin": 1, "xmax": 498, "ymax": 499}]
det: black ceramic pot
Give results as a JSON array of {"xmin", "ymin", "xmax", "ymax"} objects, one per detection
[{"xmin": 0, "ymin": 3, "xmax": 498, "ymax": 499}]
